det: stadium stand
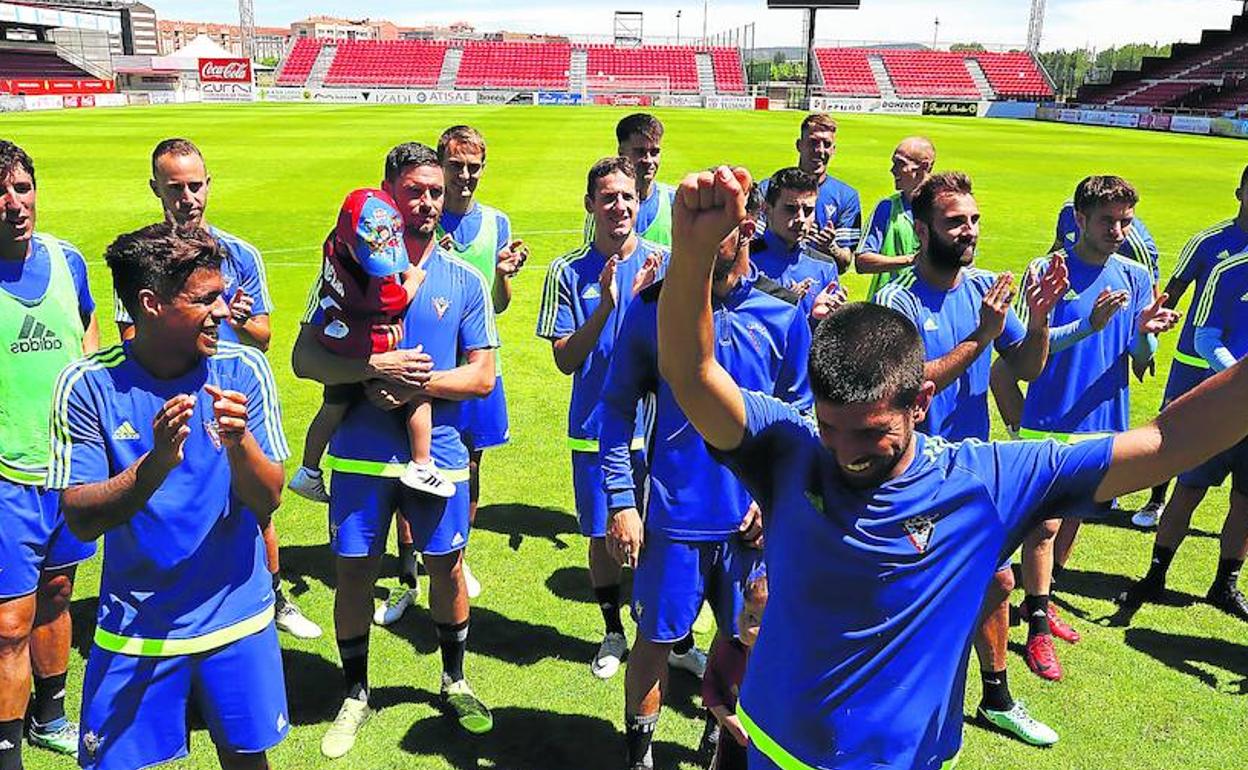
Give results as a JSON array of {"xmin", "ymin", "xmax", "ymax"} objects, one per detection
[
  {"xmin": 274, "ymin": 38, "xmax": 322, "ymax": 86},
  {"xmin": 709, "ymin": 47, "xmax": 747, "ymax": 94},
  {"xmin": 581, "ymin": 44, "xmax": 700, "ymax": 93},
  {"xmin": 0, "ymin": 48, "xmax": 93, "ymax": 79},
  {"xmin": 1076, "ymin": 13, "xmax": 1248, "ymax": 110},
  {"xmin": 812, "ymin": 47, "xmax": 1053, "ymax": 100},
  {"xmin": 324, "ymin": 40, "xmax": 449, "ymax": 88},
  {"xmin": 456, "ymin": 40, "xmax": 572, "ymax": 90}
]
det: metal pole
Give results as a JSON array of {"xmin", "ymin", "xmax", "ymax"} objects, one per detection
[
  {"xmin": 703, "ymin": 0, "xmax": 709, "ymax": 45},
  {"xmin": 676, "ymin": 10, "xmax": 682, "ymax": 44},
  {"xmin": 803, "ymin": 8, "xmax": 817, "ymax": 109}
]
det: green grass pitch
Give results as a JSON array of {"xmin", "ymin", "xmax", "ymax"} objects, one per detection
[{"xmin": 6, "ymin": 103, "xmax": 1248, "ymax": 769}]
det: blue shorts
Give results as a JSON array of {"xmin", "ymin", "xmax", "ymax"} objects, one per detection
[
  {"xmin": 1179, "ymin": 438, "xmax": 1248, "ymax": 493},
  {"xmin": 460, "ymin": 374, "xmax": 510, "ymax": 451},
  {"xmin": 631, "ymin": 531, "xmax": 762, "ymax": 643},
  {"xmin": 329, "ymin": 471, "xmax": 471, "ymax": 557},
  {"xmin": 1162, "ymin": 359, "xmax": 1213, "ymax": 408},
  {"xmin": 571, "ymin": 449, "xmax": 645, "ymax": 538},
  {"xmin": 79, "ymin": 622, "xmax": 288, "ymax": 769},
  {"xmin": 0, "ymin": 478, "xmax": 96, "ymax": 599}
]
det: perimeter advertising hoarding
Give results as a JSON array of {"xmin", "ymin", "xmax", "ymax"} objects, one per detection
[{"xmin": 199, "ymin": 58, "xmax": 254, "ymax": 103}]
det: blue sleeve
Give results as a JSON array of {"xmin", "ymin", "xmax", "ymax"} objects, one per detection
[
  {"xmin": 986, "ymin": 437, "xmax": 1115, "ymax": 539},
  {"xmin": 1049, "ymin": 317, "xmax": 1094, "ymax": 353},
  {"xmin": 497, "ymin": 213, "xmax": 512, "ymax": 254},
  {"xmin": 835, "ymin": 188, "xmax": 862, "ymax": 250},
  {"xmin": 113, "ymin": 292, "xmax": 132, "ymax": 325},
  {"xmin": 1129, "ymin": 222, "xmax": 1160, "ymax": 284},
  {"xmin": 873, "ymin": 284, "xmax": 918, "ymax": 324},
  {"xmin": 536, "ymin": 262, "xmax": 577, "ymax": 340},
  {"xmin": 230, "ymin": 349, "xmax": 290, "ymax": 462},
  {"xmin": 47, "ymin": 367, "xmax": 108, "ymax": 489},
  {"xmin": 1195, "ymin": 326, "xmax": 1237, "ymax": 372},
  {"xmin": 775, "ymin": 308, "xmax": 813, "ymax": 411},
  {"xmin": 711, "ymin": 389, "xmax": 818, "ymax": 512},
  {"xmin": 995, "ymin": 306, "xmax": 1027, "ymax": 354},
  {"xmin": 857, "ymin": 200, "xmax": 890, "ymax": 255},
  {"xmin": 1172, "ymin": 237, "xmax": 1207, "ymax": 286},
  {"xmin": 64, "ymin": 245, "xmax": 95, "ymax": 317},
  {"xmin": 459, "ymin": 266, "xmax": 498, "ymax": 352},
  {"xmin": 598, "ymin": 303, "xmax": 656, "ymax": 510},
  {"xmin": 233, "ymin": 242, "xmax": 271, "ymax": 316}
]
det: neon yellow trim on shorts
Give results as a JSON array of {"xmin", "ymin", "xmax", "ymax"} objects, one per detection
[
  {"xmin": 93, "ymin": 606, "xmax": 273, "ymax": 657},
  {"xmin": 737, "ymin": 706, "xmax": 961, "ymax": 770},
  {"xmin": 568, "ymin": 437, "xmax": 646, "ymax": 453},
  {"xmin": 1172, "ymin": 350, "xmax": 1212, "ymax": 370},
  {"xmin": 325, "ymin": 454, "xmax": 471, "ymax": 482},
  {"xmin": 1017, "ymin": 428, "xmax": 1113, "ymax": 444}
]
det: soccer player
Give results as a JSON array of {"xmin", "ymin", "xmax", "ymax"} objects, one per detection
[
  {"xmin": 51, "ymin": 223, "xmax": 289, "ymax": 770},
  {"xmin": 536, "ymin": 157, "xmax": 667, "ymax": 679},
  {"xmin": 1053, "ymin": 194, "xmax": 1160, "ymax": 282},
  {"xmin": 751, "ymin": 168, "xmax": 841, "ymax": 318},
  {"xmin": 1120, "ymin": 251, "xmax": 1248, "ymax": 619},
  {"xmin": 874, "ymin": 171, "xmax": 1066, "ymax": 746},
  {"xmin": 856, "ymin": 137, "xmax": 935, "ymax": 300},
  {"xmin": 0, "ymin": 140, "xmax": 98, "ymax": 766},
  {"xmin": 292, "ymin": 142, "xmax": 498, "ymax": 756},
  {"xmin": 125, "ymin": 139, "xmax": 320, "ymax": 641},
  {"xmin": 584, "ymin": 114, "xmax": 676, "ymax": 247},
  {"xmin": 762, "ymin": 114, "xmax": 861, "ymax": 271},
  {"xmin": 598, "ymin": 183, "xmax": 812, "ymax": 770},
  {"xmin": 1009, "ymin": 176, "xmax": 1179, "ymax": 682},
  {"xmin": 1130, "ymin": 168, "xmax": 1248, "ymax": 529},
  {"xmin": 658, "ymin": 164, "xmax": 1248, "ymax": 770}
]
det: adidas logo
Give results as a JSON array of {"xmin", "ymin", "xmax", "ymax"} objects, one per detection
[
  {"xmin": 9, "ymin": 314, "xmax": 63, "ymax": 354},
  {"xmin": 112, "ymin": 422, "xmax": 141, "ymax": 441},
  {"xmin": 1063, "ymin": 290, "xmax": 1079, "ymax": 301},
  {"xmin": 923, "ymin": 317, "xmax": 939, "ymax": 332},
  {"xmin": 276, "ymin": 712, "xmax": 288, "ymax": 731},
  {"xmin": 582, "ymin": 285, "xmax": 601, "ymax": 300},
  {"xmin": 0, "ymin": 739, "xmax": 13, "ymax": 750},
  {"xmin": 1241, "ymin": 290, "xmax": 1248, "ymax": 303},
  {"xmin": 451, "ymin": 532, "xmax": 465, "ymax": 547}
]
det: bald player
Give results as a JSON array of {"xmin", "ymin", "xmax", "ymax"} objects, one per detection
[{"xmin": 856, "ymin": 137, "xmax": 935, "ymax": 300}]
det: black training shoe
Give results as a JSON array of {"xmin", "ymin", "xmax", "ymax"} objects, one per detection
[
  {"xmin": 1117, "ymin": 576, "xmax": 1164, "ymax": 609},
  {"xmin": 1206, "ymin": 584, "xmax": 1248, "ymax": 622}
]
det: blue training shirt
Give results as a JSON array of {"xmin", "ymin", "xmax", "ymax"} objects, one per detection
[
  {"xmin": 717, "ymin": 389, "xmax": 1114, "ymax": 770},
  {"xmin": 47, "ymin": 342, "xmax": 288, "ymax": 649},
  {"xmin": 875, "ymin": 266, "xmax": 1027, "ymax": 441},
  {"xmin": 1193, "ymin": 251, "xmax": 1248, "ymax": 367},
  {"xmin": 1019, "ymin": 247, "xmax": 1154, "ymax": 436},
  {"xmin": 303, "ymin": 246, "xmax": 498, "ymax": 476},
  {"xmin": 1169, "ymin": 219, "xmax": 1248, "ymax": 367},
  {"xmin": 599, "ymin": 271, "xmax": 812, "ymax": 540},
  {"xmin": 116, "ymin": 226, "xmax": 271, "ymax": 345},
  {"xmin": 749, "ymin": 231, "xmax": 840, "ymax": 319},
  {"xmin": 0, "ymin": 235, "xmax": 95, "ymax": 317},
  {"xmin": 816, "ymin": 174, "xmax": 863, "ymax": 251},
  {"xmin": 440, "ymin": 204, "xmax": 512, "ymax": 259},
  {"xmin": 1055, "ymin": 200, "xmax": 1159, "ymax": 283},
  {"xmin": 536, "ymin": 239, "xmax": 668, "ymax": 445}
]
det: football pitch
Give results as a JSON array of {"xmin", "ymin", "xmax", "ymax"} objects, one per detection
[{"xmin": 6, "ymin": 102, "xmax": 1248, "ymax": 769}]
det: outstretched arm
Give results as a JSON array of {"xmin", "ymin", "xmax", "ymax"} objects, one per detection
[
  {"xmin": 1097, "ymin": 358, "xmax": 1248, "ymax": 501},
  {"xmin": 657, "ymin": 167, "xmax": 752, "ymax": 452}
]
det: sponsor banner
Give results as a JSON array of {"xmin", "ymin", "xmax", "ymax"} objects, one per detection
[
  {"xmin": 62, "ymin": 94, "xmax": 95, "ymax": 108},
  {"xmin": 1212, "ymin": 117, "xmax": 1248, "ymax": 139},
  {"xmin": 1171, "ymin": 115, "xmax": 1212, "ymax": 135},
  {"xmin": 198, "ymin": 57, "xmax": 252, "ymax": 83},
  {"xmin": 922, "ymin": 100, "xmax": 980, "ymax": 117},
  {"xmin": 809, "ymin": 96, "xmax": 874, "ymax": 112},
  {"xmin": 1035, "ymin": 106, "xmax": 1059, "ymax": 121},
  {"xmin": 0, "ymin": 78, "xmax": 113, "ymax": 95},
  {"xmin": 23, "ymin": 95, "xmax": 63, "ymax": 111},
  {"xmin": 257, "ymin": 86, "xmax": 308, "ymax": 102},
  {"xmin": 984, "ymin": 101, "xmax": 1039, "ymax": 119},
  {"xmin": 536, "ymin": 91, "xmax": 583, "ymax": 105},
  {"xmin": 257, "ymin": 87, "xmax": 478, "ymax": 105},
  {"xmin": 705, "ymin": 94, "xmax": 755, "ymax": 110},
  {"xmin": 878, "ymin": 98, "xmax": 923, "ymax": 114},
  {"xmin": 201, "ymin": 81, "xmax": 255, "ymax": 102},
  {"xmin": 1138, "ymin": 112, "xmax": 1172, "ymax": 131},
  {"xmin": 592, "ymin": 94, "xmax": 653, "ymax": 107},
  {"xmin": 374, "ymin": 89, "xmax": 478, "ymax": 105},
  {"xmin": 95, "ymin": 93, "xmax": 128, "ymax": 107},
  {"xmin": 476, "ymin": 91, "xmax": 531, "ymax": 105},
  {"xmin": 1078, "ymin": 109, "xmax": 1139, "ymax": 128},
  {"xmin": 0, "ymin": 95, "xmax": 24, "ymax": 112},
  {"xmin": 655, "ymin": 94, "xmax": 704, "ymax": 108}
]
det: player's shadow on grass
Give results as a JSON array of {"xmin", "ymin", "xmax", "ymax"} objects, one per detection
[
  {"xmin": 473, "ymin": 503, "xmax": 579, "ymax": 551},
  {"xmin": 69, "ymin": 596, "xmax": 98, "ymax": 661},
  {"xmin": 386, "ymin": 604, "xmax": 600, "ymax": 665},
  {"xmin": 400, "ymin": 705, "xmax": 701, "ymax": 770},
  {"xmin": 1125, "ymin": 626, "xmax": 1248, "ymax": 694},
  {"xmin": 545, "ymin": 565, "xmax": 635, "ymax": 604},
  {"xmin": 1087, "ymin": 514, "xmax": 1218, "ymax": 541},
  {"xmin": 277, "ymin": 542, "xmax": 400, "ymax": 603},
  {"xmin": 280, "ymin": 647, "xmax": 427, "ymax": 724},
  {"xmin": 1048, "ymin": 567, "xmax": 1201, "ymax": 627}
]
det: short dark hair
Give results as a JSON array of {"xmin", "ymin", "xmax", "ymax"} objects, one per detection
[
  {"xmin": 586, "ymin": 156, "xmax": 636, "ymax": 198},
  {"xmin": 745, "ymin": 182, "xmax": 764, "ymax": 216},
  {"xmin": 809, "ymin": 303, "xmax": 925, "ymax": 409},
  {"xmin": 107, "ymin": 223, "xmax": 221, "ymax": 318},
  {"xmin": 384, "ymin": 142, "xmax": 440, "ymax": 184},
  {"xmin": 0, "ymin": 140, "xmax": 35, "ymax": 187},
  {"xmin": 1240, "ymin": 164, "xmax": 1248, "ymax": 189},
  {"xmin": 615, "ymin": 113, "xmax": 663, "ymax": 145},
  {"xmin": 1073, "ymin": 175, "xmax": 1138, "ymax": 215},
  {"xmin": 437, "ymin": 125, "xmax": 487, "ymax": 163},
  {"xmin": 764, "ymin": 167, "xmax": 818, "ymax": 206},
  {"xmin": 151, "ymin": 138, "xmax": 203, "ymax": 177},
  {"xmin": 912, "ymin": 171, "xmax": 974, "ymax": 226}
]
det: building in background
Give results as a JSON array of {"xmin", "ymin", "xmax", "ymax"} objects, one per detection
[
  {"xmin": 290, "ymin": 16, "xmax": 399, "ymax": 41},
  {"xmin": 159, "ymin": 19, "xmax": 288, "ymax": 60}
]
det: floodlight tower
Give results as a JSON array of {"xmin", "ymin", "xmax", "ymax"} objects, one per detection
[
  {"xmin": 239, "ymin": 0, "xmax": 255, "ymax": 58},
  {"xmin": 1027, "ymin": 0, "xmax": 1046, "ymax": 53}
]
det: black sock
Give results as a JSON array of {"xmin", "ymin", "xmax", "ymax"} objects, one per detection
[
  {"xmin": 1143, "ymin": 544, "xmax": 1176, "ymax": 584},
  {"xmin": 1024, "ymin": 594, "xmax": 1050, "ymax": 638},
  {"xmin": 437, "ymin": 620, "xmax": 469, "ymax": 683},
  {"xmin": 1051, "ymin": 564, "xmax": 1065, "ymax": 588},
  {"xmin": 671, "ymin": 631, "xmax": 694, "ymax": 656},
  {"xmin": 979, "ymin": 668, "xmax": 1013, "ymax": 712},
  {"xmin": 1149, "ymin": 481, "xmax": 1169, "ymax": 506},
  {"xmin": 625, "ymin": 712, "xmax": 659, "ymax": 767},
  {"xmin": 595, "ymin": 585, "xmax": 625, "ymax": 635},
  {"xmin": 31, "ymin": 671, "xmax": 67, "ymax": 726},
  {"xmin": 338, "ymin": 634, "xmax": 369, "ymax": 702},
  {"xmin": 0, "ymin": 718, "xmax": 21, "ymax": 770},
  {"xmin": 399, "ymin": 547, "xmax": 419, "ymax": 589},
  {"xmin": 1216, "ymin": 558, "xmax": 1244, "ymax": 591},
  {"xmin": 271, "ymin": 571, "xmax": 285, "ymax": 606}
]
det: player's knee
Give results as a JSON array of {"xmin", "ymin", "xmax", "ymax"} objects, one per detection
[
  {"xmin": 1027, "ymin": 518, "xmax": 1060, "ymax": 545},
  {"xmin": 424, "ymin": 551, "xmax": 462, "ymax": 584},
  {"xmin": 0, "ymin": 601, "xmax": 34, "ymax": 657},
  {"xmin": 35, "ymin": 573, "xmax": 73, "ymax": 620},
  {"xmin": 993, "ymin": 567, "xmax": 1016, "ymax": 594}
]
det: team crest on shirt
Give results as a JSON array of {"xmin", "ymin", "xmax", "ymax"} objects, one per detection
[
  {"xmin": 204, "ymin": 419, "xmax": 223, "ymax": 451},
  {"xmin": 432, "ymin": 296, "xmax": 451, "ymax": 320},
  {"xmin": 824, "ymin": 203, "xmax": 836, "ymax": 222},
  {"xmin": 903, "ymin": 515, "xmax": 936, "ymax": 554},
  {"xmin": 82, "ymin": 731, "xmax": 100, "ymax": 759}
]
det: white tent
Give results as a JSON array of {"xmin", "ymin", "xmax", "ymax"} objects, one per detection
[{"xmin": 151, "ymin": 34, "xmax": 238, "ymax": 71}]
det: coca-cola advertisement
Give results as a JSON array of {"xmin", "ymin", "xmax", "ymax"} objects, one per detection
[{"xmin": 198, "ymin": 58, "xmax": 255, "ymax": 103}]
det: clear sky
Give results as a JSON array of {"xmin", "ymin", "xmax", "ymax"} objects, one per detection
[{"xmin": 161, "ymin": 0, "xmax": 1245, "ymax": 51}]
